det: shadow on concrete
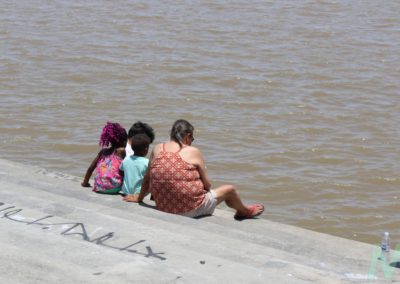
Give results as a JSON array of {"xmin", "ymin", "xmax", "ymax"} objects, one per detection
[
  {"xmin": 390, "ymin": 262, "xmax": 400, "ymax": 268},
  {"xmin": 194, "ymin": 214, "xmax": 213, "ymax": 220},
  {"xmin": 139, "ymin": 202, "xmax": 157, "ymax": 210}
]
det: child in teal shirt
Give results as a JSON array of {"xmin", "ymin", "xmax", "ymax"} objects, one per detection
[{"xmin": 120, "ymin": 134, "xmax": 151, "ymax": 202}]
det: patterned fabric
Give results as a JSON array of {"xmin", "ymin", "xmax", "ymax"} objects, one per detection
[
  {"xmin": 150, "ymin": 145, "xmax": 206, "ymax": 214},
  {"xmin": 93, "ymin": 152, "xmax": 123, "ymax": 192}
]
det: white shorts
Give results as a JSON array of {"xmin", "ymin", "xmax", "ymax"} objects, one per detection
[{"xmin": 180, "ymin": 190, "xmax": 218, "ymax": 218}]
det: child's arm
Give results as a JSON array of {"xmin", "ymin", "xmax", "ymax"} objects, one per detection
[{"xmin": 81, "ymin": 151, "xmax": 102, "ymax": 187}]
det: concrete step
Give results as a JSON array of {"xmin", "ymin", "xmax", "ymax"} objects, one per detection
[{"xmin": 0, "ymin": 159, "xmax": 398, "ymax": 283}]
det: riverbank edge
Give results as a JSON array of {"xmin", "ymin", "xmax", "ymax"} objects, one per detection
[{"xmin": 0, "ymin": 158, "xmax": 398, "ymax": 283}]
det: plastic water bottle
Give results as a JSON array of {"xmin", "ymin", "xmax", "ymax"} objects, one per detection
[{"xmin": 380, "ymin": 232, "xmax": 391, "ymax": 261}]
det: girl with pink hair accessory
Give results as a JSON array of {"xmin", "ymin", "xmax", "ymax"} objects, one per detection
[{"xmin": 82, "ymin": 122, "xmax": 127, "ymax": 194}]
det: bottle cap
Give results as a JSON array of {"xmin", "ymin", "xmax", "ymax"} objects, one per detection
[{"xmin": 384, "ymin": 232, "xmax": 389, "ymax": 236}]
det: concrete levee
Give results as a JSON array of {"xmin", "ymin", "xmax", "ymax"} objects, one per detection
[{"xmin": 0, "ymin": 159, "xmax": 398, "ymax": 283}]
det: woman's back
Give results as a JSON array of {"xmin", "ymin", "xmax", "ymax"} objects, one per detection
[{"xmin": 149, "ymin": 142, "xmax": 205, "ymax": 214}]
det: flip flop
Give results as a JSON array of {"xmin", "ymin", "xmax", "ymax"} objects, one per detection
[{"xmin": 234, "ymin": 204, "xmax": 264, "ymax": 221}]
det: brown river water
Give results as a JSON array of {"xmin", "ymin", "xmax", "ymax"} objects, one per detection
[{"xmin": 1, "ymin": 1, "xmax": 399, "ymax": 245}]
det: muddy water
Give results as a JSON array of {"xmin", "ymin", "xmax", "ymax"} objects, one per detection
[{"xmin": 1, "ymin": 0, "xmax": 399, "ymax": 245}]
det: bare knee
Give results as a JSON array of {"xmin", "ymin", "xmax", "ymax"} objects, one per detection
[
  {"xmin": 224, "ymin": 184, "xmax": 236, "ymax": 193},
  {"xmin": 214, "ymin": 184, "xmax": 236, "ymax": 202}
]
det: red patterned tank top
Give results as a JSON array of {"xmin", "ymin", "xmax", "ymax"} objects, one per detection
[{"xmin": 149, "ymin": 144, "xmax": 206, "ymax": 214}]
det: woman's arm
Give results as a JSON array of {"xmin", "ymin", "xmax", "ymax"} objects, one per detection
[
  {"xmin": 137, "ymin": 148, "xmax": 155, "ymax": 202},
  {"xmin": 137, "ymin": 170, "xmax": 150, "ymax": 202},
  {"xmin": 181, "ymin": 147, "xmax": 211, "ymax": 190},
  {"xmin": 196, "ymin": 150, "xmax": 212, "ymax": 190}
]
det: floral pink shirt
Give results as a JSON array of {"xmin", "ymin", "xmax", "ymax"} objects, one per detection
[{"xmin": 93, "ymin": 152, "xmax": 123, "ymax": 192}]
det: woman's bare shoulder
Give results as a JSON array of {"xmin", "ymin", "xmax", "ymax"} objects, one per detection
[
  {"xmin": 179, "ymin": 146, "xmax": 203, "ymax": 167},
  {"xmin": 181, "ymin": 145, "xmax": 202, "ymax": 157}
]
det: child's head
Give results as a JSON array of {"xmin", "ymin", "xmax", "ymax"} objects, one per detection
[
  {"xmin": 99, "ymin": 122, "xmax": 127, "ymax": 148},
  {"xmin": 128, "ymin": 121, "xmax": 155, "ymax": 144},
  {"xmin": 131, "ymin": 134, "xmax": 151, "ymax": 157}
]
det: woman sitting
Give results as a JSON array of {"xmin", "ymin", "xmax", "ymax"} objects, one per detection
[{"xmin": 138, "ymin": 119, "xmax": 264, "ymax": 220}]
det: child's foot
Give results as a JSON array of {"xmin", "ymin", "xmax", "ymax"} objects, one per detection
[
  {"xmin": 123, "ymin": 195, "xmax": 139, "ymax": 203},
  {"xmin": 234, "ymin": 204, "xmax": 264, "ymax": 221}
]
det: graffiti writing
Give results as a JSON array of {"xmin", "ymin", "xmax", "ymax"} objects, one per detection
[{"xmin": 0, "ymin": 202, "xmax": 166, "ymax": 260}]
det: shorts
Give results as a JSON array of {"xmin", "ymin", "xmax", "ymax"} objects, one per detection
[
  {"xmin": 94, "ymin": 187, "xmax": 121, "ymax": 194},
  {"xmin": 180, "ymin": 190, "xmax": 218, "ymax": 218}
]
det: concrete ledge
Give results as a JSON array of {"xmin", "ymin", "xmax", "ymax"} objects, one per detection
[{"xmin": 0, "ymin": 159, "xmax": 398, "ymax": 283}]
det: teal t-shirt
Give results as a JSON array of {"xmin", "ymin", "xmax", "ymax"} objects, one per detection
[{"xmin": 119, "ymin": 155, "xmax": 149, "ymax": 195}]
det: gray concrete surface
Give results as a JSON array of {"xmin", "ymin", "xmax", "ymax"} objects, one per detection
[{"xmin": 0, "ymin": 158, "xmax": 398, "ymax": 283}]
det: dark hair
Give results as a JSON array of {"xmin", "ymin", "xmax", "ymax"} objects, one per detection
[
  {"xmin": 131, "ymin": 133, "xmax": 151, "ymax": 156},
  {"xmin": 99, "ymin": 122, "xmax": 127, "ymax": 148},
  {"xmin": 170, "ymin": 119, "xmax": 194, "ymax": 148},
  {"xmin": 128, "ymin": 121, "xmax": 155, "ymax": 143}
]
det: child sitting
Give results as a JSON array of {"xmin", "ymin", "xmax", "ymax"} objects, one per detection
[
  {"xmin": 81, "ymin": 122, "xmax": 127, "ymax": 194},
  {"xmin": 120, "ymin": 134, "xmax": 151, "ymax": 202},
  {"xmin": 125, "ymin": 121, "xmax": 155, "ymax": 156}
]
